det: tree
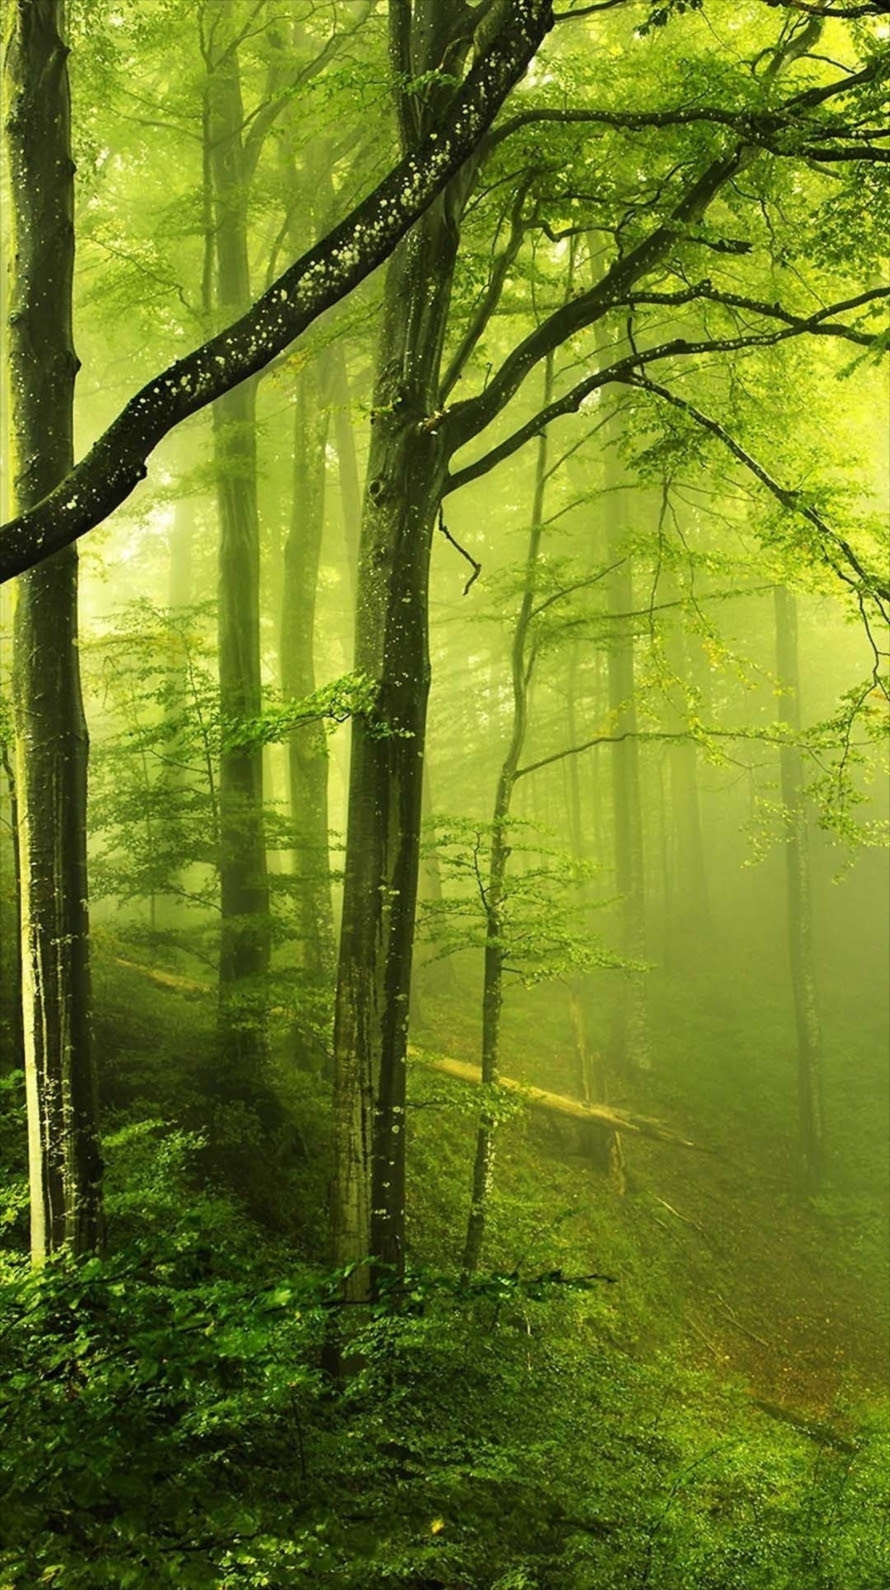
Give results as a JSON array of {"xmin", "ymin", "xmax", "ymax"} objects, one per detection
[
  {"xmin": 331, "ymin": 1, "xmax": 889, "ymax": 1290},
  {"xmin": 774, "ymin": 585, "xmax": 825, "ymax": 1192},
  {"xmin": 602, "ymin": 399, "xmax": 652, "ymax": 1074},
  {"xmin": 203, "ymin": 0, "xmax": 273, "ymax": 1074},
  {"xmin": 3, "ymin": 0, "xmax": 102, "ymax": 1259},
  {"xmin": 1, "ymin": 0, "xmax": 887, "ymax": 1283},
  {"xmin": 330, "ymin": 1, "xmax": 486, "ymax": 1295}
]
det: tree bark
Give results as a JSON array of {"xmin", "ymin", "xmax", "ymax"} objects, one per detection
[
  {"xmin": 0, "ymin": 732, "xmax": 24, "ymax": 1074},
  {"xmin": 774, "ymin": 586, "xmax": 824, "ymax": 1193},
  {"xmin": 331, "ymin": 202, "xmax": 460, "ymax": 1295},
  {"xmin": 4, "ymin": 0, "xmax": 102, "ymax": 1259},
  {"xmin": 281, "ymin": 362, "xmax": 335, "ymax": 982},
  {"xmin": 205, "ymin": 9, "xmax": 271, "ymax": 1073},
  {"xmin": 331, "ymin": 0, "xmax": 479, "ymax": 1294}
]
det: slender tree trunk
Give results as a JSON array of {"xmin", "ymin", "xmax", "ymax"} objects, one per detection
[
  {"xmin": 663, "ymin": 573, "xmax": 709, "ymax": 953},
  {"xmin": 564, "ymin": 646, "xmax": 625, "ymax": 1184},
  {"xmin": 590, "ymin": 650, "xmax": 605, "ymax": 867},
  {"xmin": 151, "ymin": 489, "xmax": 199, "ymax": 939},
  {"xmin": 326, "ymin": 341, "xmax": 363, "ymax": 604},
  {"xmin": 775, "ymin": 587, "xmax": 824, "ymax": 1193},
  {"xmin": 4, "ymin": 0, "xmax": 102, "ymax": 1259},
  {"xmin": 0, "ymin": 734, "xmax": 24, "ymax": 1073},
  {"xmin": 604, "ymin": 470, "xmax": 651, "ymax": 1074},
  {"xmin": 281, "ymin": 362, "xmax": 335, "ymax": 980},
  {"xmin": 168, "ymin": 491, "xmax": 195, "ymax": 611},
  {"xmin": 462, "ymin": 357, "xmax": 553, "ymax": 1279},
  {"xmin": 206, "ymin": 15, "xmax": 270, "ymax": 1072},
  {"xmin": 565, "ymin": 644, "xmax": 585, "ymax": 863}
]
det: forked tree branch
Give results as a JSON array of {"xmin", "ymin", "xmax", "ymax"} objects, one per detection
[
  {"xmin": 444, "ymin": 297, "xmax": 890, "ymax": 496},
  {"xmin": 488, "ymin": 54, "xmax": 889, "ymax": 152}
]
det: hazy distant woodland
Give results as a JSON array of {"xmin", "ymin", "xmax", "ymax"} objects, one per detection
[{"xmin": 1, "ymin": 1, "xmax": 888, "ymax": 1585}]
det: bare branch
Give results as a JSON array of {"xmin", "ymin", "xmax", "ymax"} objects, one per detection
[
  {"xmin": 625, "ymin": 283, "xmax": 890, "ymax": 347},
  {"xmin": 444, "ymin": 298, "xmax": 890, "ymax": 495},
  {"xmin": 761, "ymin": 2, "xmax": 890, "ymax": 19},
  {"xmin": 554, "ymin": 0, "xmax": 638, "ymax": 16},
  {"xmin": 440, "ymin": 173, "xmax": 538, "ymax": 400},
  {"xmin": 437, "ymin": 506, "xmax": 482, "ymax": 594},
  {"xmin": 489, "ymin": 54, "xmax": 889, "ymax": 152},
  {"xmin": 443, "ymin": 149, "xmax": 744, "ymax": 453},
  {"xmin": 623, "ymin": 374, "xmax": 890, "ymax": 613}
]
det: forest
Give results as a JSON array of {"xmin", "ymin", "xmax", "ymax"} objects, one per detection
[{"xmin": 0, "ymin": 0, "xmax": 888, "ymax": 1585}]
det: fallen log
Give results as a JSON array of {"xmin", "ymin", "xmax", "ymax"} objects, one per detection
[
  {"xmin": 407, "ymin": 1048, "xmax": 701, "ymax": 1150},
  {"xmin": 751, "ymin": 1399, "xmax": 859, "ymax": 1455},
  {"xmin": 108, "ymin": 959, "xmax": 700, "ymax": 1152},
  {"xmin": 112, "ymin": 956, "xmax": 209, "ymax": 997}
]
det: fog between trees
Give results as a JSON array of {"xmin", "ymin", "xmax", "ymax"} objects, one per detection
[{"xmin": 0, "ymin": 2, "xmax": 888, "ymax": 1586}]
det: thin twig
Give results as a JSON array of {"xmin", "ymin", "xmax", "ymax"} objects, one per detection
[{"xmin": 438, "ymin": 507, "xmax": 482, "ymax": 594}]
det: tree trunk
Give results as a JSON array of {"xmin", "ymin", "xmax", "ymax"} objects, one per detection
[
  {"xmin": 326, "ymin": 339, "xmax": 363, "ymax": 603},
  {"xmin": 0, "ymin": 732, "xmax": 24, "ymax": 1075},
  {"xmin": 281, "ymin": 362, "xmax": 335, "ymax": 982},
  {"xmin": 564, "ymin": 652, "xmax": 625, "ymax": 1187},
  {"xmin": 774, "ymin": 586, "xmax": 824, "ymax": 1194},
  {"xmin": 462, "ymin": 356, "xmax": 553, "ymax": 1279},
  {"xmin": 663, "ymin": 572, "xmax": 709, "ymax": 954},
  {"xmin": 331, "ymin": 0, "xmax": 478, "ymax": 1292},
  {"xmin": 605, "ymin": 469, "xmax": 651, "ymax": 1074},
  {"xmin": 4, "ymin": 0, "xmax": 102, "ymax": 1259},
  {"xmin": 331, "ymin": 204, "xmax": 458, "ymax": 1293},
  {"xmin": 206, "ymin": 13, "xmax": 270, "ymax": 1073}
]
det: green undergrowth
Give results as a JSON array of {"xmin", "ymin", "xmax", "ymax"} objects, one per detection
[
  {"xmin": 1, "ymin": 957, "xmax": 888, "ymax": 1589},
  {"xmin": 0, "ymin": 1118, "xmax": 887, "ymax": 1590}
]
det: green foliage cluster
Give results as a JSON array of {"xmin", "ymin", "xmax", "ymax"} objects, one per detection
[
  {"xmin": 420, "ymin": 814, "xmax": 633, "ymax": 985},
  {"xmin": 1, "ymin": 1058, "xmax": 887, "ymax": 1590}
]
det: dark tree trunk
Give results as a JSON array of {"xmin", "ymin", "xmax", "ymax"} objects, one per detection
[
  {"xmin": 330, "ymin": 210, "xmax": 456, "ymax": 1288},
  {"xmin": 331, "ymin": 0, "xmax": 478, "ymax": 1294},
  {"xmin": 5, "ymin": 0, "xmax": 102, "ymax": 1259},
  {"xmin": 0, "ymin": 733, "xmax": 24, "ymax": 1074}
]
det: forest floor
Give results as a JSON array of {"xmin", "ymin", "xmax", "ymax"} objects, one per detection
[
  {"xmin": 407, "ymin": 953, "xmax": 890, "ymax": 1421},
  {"xmin": 3, "ymin": 938, "xmax": 885, "ymax": 1588},
  {"xmin": 88, "ymin": 934, "xmax": 889, "ymax": 1419}
]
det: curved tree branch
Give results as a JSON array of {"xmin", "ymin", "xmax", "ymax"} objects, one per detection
[
  {"xmin": 489, "ymin": 53, "xmax": 889, "ymax": 152},
  {"xmin": 440, "ymin": 170, "xmax": 538, "ymax": 400},
  {"xmin": 444, "ymin": 295, "xmax": 889, "ymax": 495},
  {"xmin": 0, "ymin": 0, "xmax": 556, "ymax": 585},
  {"xmin": 623, "ymin": 373, "xmax": 890, "ymax": 612}
]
